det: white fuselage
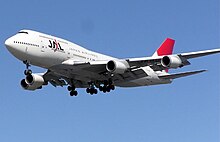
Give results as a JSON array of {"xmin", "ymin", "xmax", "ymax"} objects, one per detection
[
  {"xmin": 5, "ymin": 30, "xmax": 171, "ymax": 88},
  {"xmin": 5, "ymin": 30, "xmax": 115, "ymax": 68}
]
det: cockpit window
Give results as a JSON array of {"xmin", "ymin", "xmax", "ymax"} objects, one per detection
[{"xmin": 18, "ymin": 31, "xmax": 28, "ymax": 34}]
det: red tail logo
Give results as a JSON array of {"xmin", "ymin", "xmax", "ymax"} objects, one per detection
[{"xmin": 157, "ymin": 38, "xmax": 175, "ymax": 56}]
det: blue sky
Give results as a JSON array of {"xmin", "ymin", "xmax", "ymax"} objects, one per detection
[{"xmin": 0, "ymin": 0, "xmax": 219, "ymax": 142}]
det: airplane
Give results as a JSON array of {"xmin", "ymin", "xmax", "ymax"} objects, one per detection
[{"xmin": 4, "ymin": 29, "xmax": 220, "ymax": 96}]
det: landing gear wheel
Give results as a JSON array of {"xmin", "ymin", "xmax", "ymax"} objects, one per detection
[
  {"xmin": 24, "ymin": 69, "xmax": 32, "ymax": 75},
  {"xmin": 73, "ymin": 91, "xmax": 78, "ymax": 96},
  {"xmin": 86, "ymin": 81, "xmax": 99, "ymax": 95},
  {"xmin": 86, "ymin": 88, "xmax": 90, "ymax": 93},
  {"xmin": 94, "ymin": 89, "xmax": 98, "ymax": 94},
  {"xmin": 109, "ymin": 85, "xmax": 115, "ymax": 90},
  {"xmin": 86, "ymin": 87, "xmax": 98, "ymax": 95},
  {"xmin": 70, "ymin": 91, "xmax": 74, "ymax": 96},
  {"xmin": 70, "ymin": 90, "xmax": 78, "ymax": 96},
  {"xmin": 68, "ymin": 86, "xmax": 75, "ymax": 91},
  {"xmin": 67, "ymin": 86, "xmax": 72, "ymax": 91},
  {"xmin": 106, "ymin": 86, "xmax": 111, "ymax": 92},
  {"xmin": 99, "ymin": 86, "xmax": 103, "ymax": 91},
  {"xmin": 68, "ymin": 83, "xmax": 78, "ymax": 96},
  {"xmin": 91, "ymin": 88, "xmax": 94, "ymax": 95},
  {"xmin": 23, "ymin": 60, "xmax": 32, "ymax": 75}
]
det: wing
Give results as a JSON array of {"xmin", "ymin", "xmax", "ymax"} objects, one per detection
[
  {"xmin": 158, "ymin": 70, "xmax": 207, "ymax": 80},
  {"xmin": 127, "ymin": 48, "xmax": 220, "ymax": 71},
  {"xmin": 43, "ymin": 70, "xmax": 67, "ymax": 87},
  {"xmin": 181, "ymin": 48, "xmax": 220, "ymax": 59},
  {"xmin": 44, "ymin": 59, "xmax": 149, "ymax": 88}
]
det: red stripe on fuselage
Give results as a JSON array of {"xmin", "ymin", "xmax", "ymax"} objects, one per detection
[{"xmin": 54, "ymin": 39, "xmax": 59, "ymax": 52}]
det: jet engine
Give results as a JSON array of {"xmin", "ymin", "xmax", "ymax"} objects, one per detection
[
  {"xmin": 20, "ymin": 74, "xmax": 45, "ymax": 90},
  {"xmin": 161, "ymin": 55, "xmax": 183, "ymax": 69},
  {"xmin": 106, "ymin": 60, "xmax": 128, "ymax": 74}
]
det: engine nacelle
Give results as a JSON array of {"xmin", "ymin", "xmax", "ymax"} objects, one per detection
[
  {"xmin": 20, "ymin": 74, "xmax": 45, "ymax": 90},
  {"xmin": 106, "ymin": 60, "xmax": 128, "ymax": 74},
  {"xmin": 161, "ymin": 55, "xmax": 183, "ymax": 69}
]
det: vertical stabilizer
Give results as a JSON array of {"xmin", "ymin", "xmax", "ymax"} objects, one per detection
[{"xmin": 153, "ymin": 38, "xmax": 175, "ymax": 57}]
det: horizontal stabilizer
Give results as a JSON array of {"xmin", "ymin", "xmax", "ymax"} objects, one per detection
[{"xmin": 159, "ymin": 70, "xmax": 207, "ymax": 80}]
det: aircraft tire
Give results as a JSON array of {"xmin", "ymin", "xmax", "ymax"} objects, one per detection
[
  {"xmin": 70, "ymin": 90, "xmax": 78, "ymax": 96},
  {"xmin": 106, "ymin": 86, "xmax": 111, "ymax": 92},
  {"xmin": 24, "ymin": 69, "xmax": 32, "ymax": 75},
  {"xmin": 94, "ymin": 89, "xmax": 98, "ymax": 94},
  {"xmin": 67, "ymin": 86, "xmax": 72, "ymax": 91},
  {"xmin": 110, "ymin": 85, "xmax": 115, "ymax": 90},
  {"xmin": 99, "ymin": 86, "xmax": 103, "ymax": 91},
  {"xmin": 86, "ymin": 88, "xmax": 90, "ymax": 93}
]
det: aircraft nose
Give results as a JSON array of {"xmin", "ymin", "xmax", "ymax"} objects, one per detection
[{"xmin": 5, "ymin": 37, "xmax": 13, "ymax": 48}]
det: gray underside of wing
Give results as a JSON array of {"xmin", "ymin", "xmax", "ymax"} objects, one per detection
[
  {"xmin": 126, "ymin": 57, "xmax": 166, "ymax": 71},
  {"xmin": 45, "ymin": 61, "xmax": 149, "ymax": 88},
  {"xmin": 43, "ymin": 70, "xmax": 68, "ymax": 87},
  {"xmin": 158, "ymin": 70, "xmax": 207, "ymax": 80}
]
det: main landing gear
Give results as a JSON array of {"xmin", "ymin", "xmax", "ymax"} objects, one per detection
[
  {"xmin": 86, "ymin": 80, "xmax": 115, "ymax": 95},
  {"xmin": 86, "ymin": 83, "xmax": 98, "ymax": 95},
  {"xmin": 98, "ymin": 80, "xmax": 115, "ymax": 93},
  {"xmin": 68, "ymin": 85, "xmax": 78, "ymax": 96}
]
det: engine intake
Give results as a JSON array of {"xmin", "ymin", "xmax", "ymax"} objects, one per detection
[
  {"xmin": 161, "ymin": 55, "xmax": 183, "ymax": 68},
  {"xmin": 106, "ymin": 60, "xmax": 128, "ymax": 74},
  {"xmin": 20, "ymin": 74, "xmax": 45, "ymax": 90}
]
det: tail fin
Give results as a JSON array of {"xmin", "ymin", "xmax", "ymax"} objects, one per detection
[{"xmin": 153, "ymin": 38, "xmax": 175, "ymax": 57}]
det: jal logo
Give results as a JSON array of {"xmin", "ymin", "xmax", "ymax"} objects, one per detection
[{"xmin": 48, "ymin": 39, "xmax": 64, "ymax": 52}]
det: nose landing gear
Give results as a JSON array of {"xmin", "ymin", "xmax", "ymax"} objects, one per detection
[{"xmin": 23, "ymin": 60, "xmax": 32, "ymax": 75}]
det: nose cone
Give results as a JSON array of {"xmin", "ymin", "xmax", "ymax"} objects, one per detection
[
  {"xmin": 5, "ymin": 37, "xmax": 13, "ymax": 49},
  {"xmin": 4, "ymin": 35, "xmax": 28, "ymax": 62}
]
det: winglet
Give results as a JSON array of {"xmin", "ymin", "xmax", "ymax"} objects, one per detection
[{"xmin": 153, "ymin": 38, "xmax": 175, "ymax": 57}]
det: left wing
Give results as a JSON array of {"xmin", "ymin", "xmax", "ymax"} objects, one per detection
[
  {"xmin": 127, "ymin": 48, "xmax": 220, "ymax": 71},
  {"xmin": 42, "ymin": 58, "xmax": 157, "ymax": 89},
  {"xmin": 126, "ymin": 38, "xmax": 220, "ymax": 71}
]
